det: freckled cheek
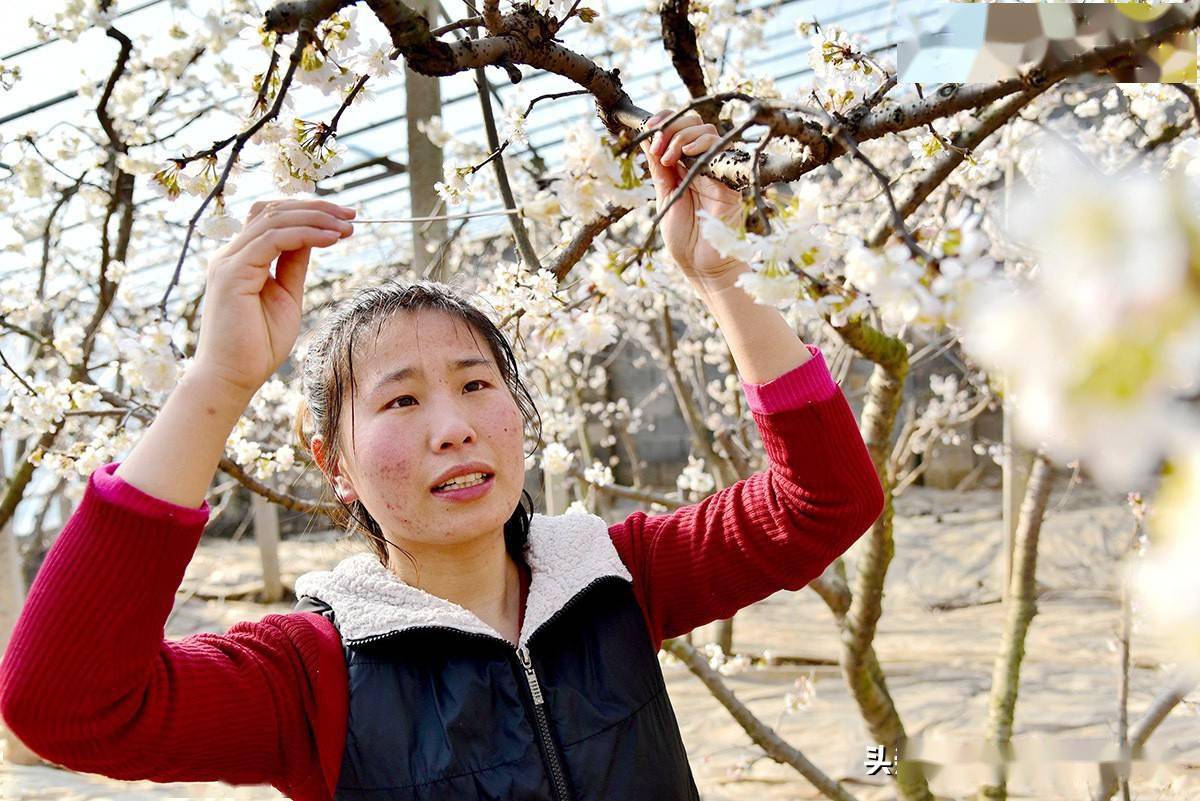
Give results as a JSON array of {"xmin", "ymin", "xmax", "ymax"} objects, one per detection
[
  {"xmin": 360, "ymin": 438, "xmax": 418, "ymax": 506},
  {"xmin": 496, "ymin": 404, "xmax": 526, "ymax": 478},
  {"xmin": 496, "ymin": 404, "xmax": 523, "ymax": 442}
]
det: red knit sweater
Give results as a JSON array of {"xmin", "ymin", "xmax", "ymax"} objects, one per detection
[{"xmin": 0, "ymin": 344, "xmax": 883, "ymax": 801}]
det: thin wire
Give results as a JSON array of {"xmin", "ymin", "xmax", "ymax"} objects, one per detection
[{"xmin": 349, "ymin": 208, "xmax": 521, "ymax": 224}]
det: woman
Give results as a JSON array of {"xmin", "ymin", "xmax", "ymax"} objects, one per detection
[{"xmin": 0, "ymin": 110, "xmax": 884, "ymax": 800}]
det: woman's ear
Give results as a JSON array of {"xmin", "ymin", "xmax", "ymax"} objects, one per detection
[
  {"xmin": 332, "ymin": 474, "xmax": 359, "ymax": 505},
  {"xmin": 312, "ymin": 435, "xmax": 359, "ymax": 504}
]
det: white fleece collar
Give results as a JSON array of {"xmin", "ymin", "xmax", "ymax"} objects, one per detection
[{"xmin": 293, "ymin": 511, "xmax": 632, "ymax": 648}]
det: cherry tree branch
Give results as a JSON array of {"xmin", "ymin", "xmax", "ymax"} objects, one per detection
[
  {"xmin": 159, "ymin": 30, "xmax": 312, "ymax": 319},
  {"xmin": 865, "ymin": 84, "xmax": 1054, "ymax": 249},
  {"xmin": 546, "ymin": 204, "xmax": 631, "ymax": 280},
  {"xmin": 431, "ymin": 14, "xmax": 482, "ymax": 36},
  {"xmin": 252, "ymin": 0, "xmax": 1200, "ymax": 190},
  {"xmin": 659, "ymin": 0, "xmax": 719, "ymax": 127},
  {"xmin": 313, "ymin": 70, "xmax": 374, "ymax": 149},
  {"xmin": 809, "ymin": 91, "xmax": 934, "ymax": 269},
  {"xmin": 567, "ymin": 464, "xmax": 684, "ymax": 508}
]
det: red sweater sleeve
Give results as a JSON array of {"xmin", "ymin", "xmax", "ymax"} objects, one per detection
[
  {"xmin": 608, "ymin": 345, "xmax": 884, "ymax": 647},
  {"xmin": 0, "ymin": 462, "xmax": 347, "ymax": 801}
]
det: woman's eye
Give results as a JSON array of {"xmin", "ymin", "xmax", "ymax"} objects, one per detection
[{"xmin": 389, "ymin": 381, "xmax": 486, "ymax": 409}]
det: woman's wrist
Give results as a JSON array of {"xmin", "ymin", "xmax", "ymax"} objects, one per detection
[
  {"xmin": 685, "ymin": 261, "xmax": 813, "ymax": 385},
  {"xmin": 683, "ymin": 259, "xmax": 749, "ymax": 300}
]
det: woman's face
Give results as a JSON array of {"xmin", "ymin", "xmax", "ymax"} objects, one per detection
[{"xmin": 314, "ymin": 309, "xmax": 528, "ymax": 560}]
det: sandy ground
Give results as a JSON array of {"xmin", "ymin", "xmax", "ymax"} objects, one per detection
[{"xmin": 3, "ymin": 480, "xmax": 1198, "ymax": 801}]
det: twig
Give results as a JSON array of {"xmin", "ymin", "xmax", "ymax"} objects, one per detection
[
  {"xmin": 96, "ymin": 28, "xmax": 133, "ymax": 154},
  {"xmin": 431, "ymin": 15, "xmax": 482, "ymax": 36},
  {"xmin": 252, "ymin": 40, "xmax": 282, "ymax": 116},
  {"xmin": 313, "ymin": 71, "xmax": 372, "ymax": 149},
  {"xmin": 552, "ymin": 0, "xmax": 585, "ymax": 35},
  {"xmin": 0, "ymin": 349, "xmax": 36, "ymax": 394},
  {"xmin": 472, "ymin": 26, "xmax": 542, "ymax": 271},
  {"xmin": 810, "ymin": 91, "xmax": 934, "ymax": 269},
  {"xmin": 749, "ymin": 128, "xmax": 774, "ymax": 234}
]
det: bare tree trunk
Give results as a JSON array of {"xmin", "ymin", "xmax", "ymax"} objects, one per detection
[
  {"xmin": 406, "ymin": 0, "xmax": 447, "ymax": 279},
  {"xmin": 713, "ymin": 617, "xmax": 733, "ymax": 655},
  {"xmin": 819, "ymin": 318, "xmax": 932, "ymax": 801},
  {"xmin": 543, "ymin": 466, "xmax": 567, "ymax": 515},
  {"xmin": 1001, "ymin": 389, "xmax": 1035, "ymax": 601},
  {"xmin": 252, "ymin": 493, "xmax": 284, "ymax": 604},
  {"xmin": 978, "ymin": 451, "xmax": 1054, "ymax": 801}
]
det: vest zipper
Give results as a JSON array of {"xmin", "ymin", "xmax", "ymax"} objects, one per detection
[
  {"xmin": 342, "ymin": 575, "xmax": 626, "ymax": 800},
  {"xmin": 518, "ymin": 645, "xmax": 574, "ymax": 801}
]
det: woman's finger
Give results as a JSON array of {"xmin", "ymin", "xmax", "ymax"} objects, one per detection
[
  {"xmin": 660, "ymin": 126, "xmax": 713, "ymax": 167},
  {"xmin": 651, "ymin": 110, "xmax": 705, "ymax": 157},
  {"xmin": 232, "ymin": 225, "xmax": 347, "ymax": 271},
  {"xmin": 245, "ymin": 198, "xmax": 354, "ymax": 225},
  {"xmin": 641, "ymin": 110, "xmax": 674, "ymax": 143},
  {"xmin": 680, "ymin": 133, "xmax": 721, "ymax": 157},
  {"xmin": 224, "ymin": 209, "xmax": 353, "ymax": 259}
]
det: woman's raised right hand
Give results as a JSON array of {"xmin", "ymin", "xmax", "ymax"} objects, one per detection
[{"xmin": 191, "ymin": 198, "xmax": 355, "ymax": 399}]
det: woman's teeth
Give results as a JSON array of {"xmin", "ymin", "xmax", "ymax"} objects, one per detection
[{"xmin": 434, "ymin": 472, "xmax": 490, "ymax": 491}]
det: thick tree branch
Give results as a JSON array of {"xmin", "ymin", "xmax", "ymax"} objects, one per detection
[
  {"xmin": 659, "ymin": 0, "xmax": 719, "ymax": 127},
  {"xmin": 547, "ymin": 204, "xmax": 630, "ymax": 281}
]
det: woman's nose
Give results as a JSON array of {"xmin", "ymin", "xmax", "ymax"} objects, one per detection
[{"xmin": 431, "ymin": 405, "xmax": 476, "ymax": 450}]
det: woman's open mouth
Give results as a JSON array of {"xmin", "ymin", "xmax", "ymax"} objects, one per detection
[{"xmin": 430, "ymin": 472, "xmax": 495, "ymax": 501}]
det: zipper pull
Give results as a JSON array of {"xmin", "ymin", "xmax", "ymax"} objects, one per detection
[{"xmin": 517, "ymin": 646, "xmax": 544, "ymax": 704}]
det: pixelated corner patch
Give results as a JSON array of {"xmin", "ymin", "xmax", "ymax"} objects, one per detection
[{"xmin": 895, "ymin": 2, "xmax": 1196, "ymax": 84}]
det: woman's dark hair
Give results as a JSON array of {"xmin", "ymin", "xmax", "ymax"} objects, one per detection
[{"xmin": 292, "ymin": 279, "xmax": 542, "ymax": 573}]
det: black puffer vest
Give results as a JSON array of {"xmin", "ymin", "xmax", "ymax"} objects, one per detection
[{"xmin": 292, "ymin": 511, "xmax": 701, "ymax": 801}]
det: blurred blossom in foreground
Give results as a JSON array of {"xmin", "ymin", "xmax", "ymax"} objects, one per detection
[
  {"xmin": 959, "ymin": 140, "xmax": 1200, "ymax": 492},
  {"xmin": 956, "ymin": 139, "xmax": 1200, "ymax": 666},
  {"xmin": 1136, "ymin": 446, "xmax": 1200, "ymax": 666}
]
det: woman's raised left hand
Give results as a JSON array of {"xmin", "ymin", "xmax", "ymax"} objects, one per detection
[{"xmin": 639, "ymin": 109, "xmax": 745, "ymax": 284}]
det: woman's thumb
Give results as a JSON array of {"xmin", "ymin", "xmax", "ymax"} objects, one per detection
[
  {"xmin": 273, "ymin": 246, "xmax": 312, "ymax": 309},
  {"xmin": 640, "ymin": 140, "xmax": 678, "ymax": 200}
]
